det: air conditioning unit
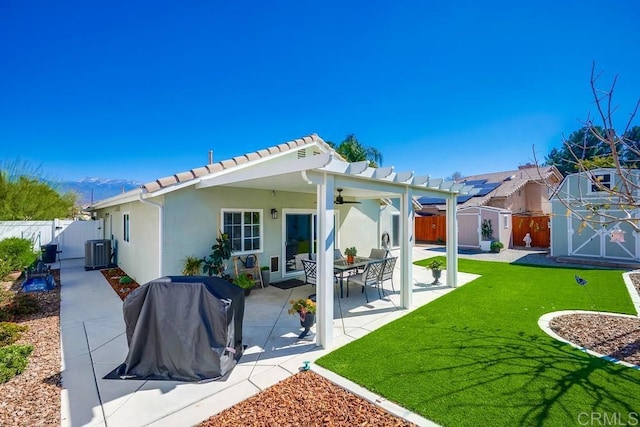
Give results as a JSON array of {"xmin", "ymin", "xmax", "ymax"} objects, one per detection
[{"xmin": 85, "ymin": 239, "xmax": 111, "ymax": 270}]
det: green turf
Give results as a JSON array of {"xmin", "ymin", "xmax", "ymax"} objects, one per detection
[{"xmin": 316, "ymin": 258, "xmax": 640, "ymax": 427}]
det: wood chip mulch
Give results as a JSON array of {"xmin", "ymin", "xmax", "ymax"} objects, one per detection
[
  {"xmin": 99, "ymin": 267, "xmax": 140, "ymax": 300},
  {"xmin": 0, "ymin": 269, "xmax": 61, "ymax": 427},
  {"xmin": 549, "ymin": 273, "xmax": 640, "ymax": 367},
  {"xmin": 199, "ymin": 370, "xmax": 416, "ymax": 427}
]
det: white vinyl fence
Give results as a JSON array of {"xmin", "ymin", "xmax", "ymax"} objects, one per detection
[{"xmin": 0, "ymin": 219, "xmax": 104, "ymax": 260}]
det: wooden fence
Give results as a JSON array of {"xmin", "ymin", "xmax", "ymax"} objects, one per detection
[
  {"xmin": 415, "ymin": 216, "xmax": 447, "ymax": 243},
  {"xmin": 512, "ymin": 215, "xmax": 550, "ymax": 248}
]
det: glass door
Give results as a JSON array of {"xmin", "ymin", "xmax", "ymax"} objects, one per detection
[{"xmin": 284, "ymin": 212, "xmax": 316, "ymax": 275}]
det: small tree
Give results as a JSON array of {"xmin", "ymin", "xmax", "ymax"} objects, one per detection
[{"xmin": 535, "ymin": 63, "xmax": 640, "ymax": 232}]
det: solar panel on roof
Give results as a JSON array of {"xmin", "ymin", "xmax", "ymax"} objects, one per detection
[
  {"xmin": 475, "ymin": 182, "xmax": 500, "ymax": 196},
  {"xmin": 462, "ymin": 179, "xmax": 488, "ymax": 186},
  {"xmin": 417, "ymin": 197, "xmax": 446, "ymax": 205}
]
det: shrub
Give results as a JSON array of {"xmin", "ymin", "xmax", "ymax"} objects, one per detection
[
  {"xmin": 6, "ymin": 294, "xmax": 39, "ymax": 317},
  {"xmin": 0, "ymin": 344, "xmax": 33, "ymax": 383},
  {"xmin": 0, "ymin": 322, "xmax": 28, "ymax": 347},
  {"xmin": 0, "ymin": 238, "xmax": 38, "ymax": 277},
  {"xmin": 119, "ymin": 275, "xmax": 133, "ymax": 284}
]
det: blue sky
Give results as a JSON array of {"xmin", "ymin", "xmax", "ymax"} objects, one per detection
[{"xmin": 1, "ymin": 1, "xmax": 638, "ymax": 183}]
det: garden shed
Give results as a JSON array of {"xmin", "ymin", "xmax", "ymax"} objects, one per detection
[
  {"xmin": 550, "ymin": 168, "xmax": 640, "ymax": 263},
  {"xmin": 458, "ymin": 206, "xmax": 511, "ymax": 250}
]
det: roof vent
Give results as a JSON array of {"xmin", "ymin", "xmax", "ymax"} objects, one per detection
[
  {"xmin": 504, "ymin": 175, "xmax": 516, "ymax": 181},
  {"xmin": 297, "ymin": 149, "xmax": 307, "ymax": 159}
]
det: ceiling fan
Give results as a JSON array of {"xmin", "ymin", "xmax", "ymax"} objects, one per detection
[{"xmin": 335, "ymin": 188, "xmax": 361, "ymax": 205}]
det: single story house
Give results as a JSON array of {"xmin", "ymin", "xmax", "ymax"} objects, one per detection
[
  {"xmin": 89, "ymin": 134, "xmax": 476, "ymax": 347},
  {"xmin": 550, "ymin": 167, "xmax": 640, "ymax": 263}
]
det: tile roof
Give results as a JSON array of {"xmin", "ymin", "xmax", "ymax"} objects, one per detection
[{"xmin": 141, "ymin": 134, "xmax": 337, "ymax": 193}]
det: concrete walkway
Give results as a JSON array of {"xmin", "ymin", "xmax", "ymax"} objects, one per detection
[{"xmin": 59, "ymin": 247, "xmax": 479, "ymax": 426}]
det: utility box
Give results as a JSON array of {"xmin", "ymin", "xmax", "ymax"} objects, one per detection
[
  {"xmin": 85, "ymin": 239, "xmax": 111, "ymax": 270},
  {"xmin": 41, "ymin": 244, "xmax": 58, "ymax": 263}
]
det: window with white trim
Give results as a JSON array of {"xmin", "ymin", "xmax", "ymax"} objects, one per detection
[
  {"xmin": 222, "ymin": 210, "xmax": 262, "ymax": 253},
  {"xmin": 123, "ymin": 213, "xmax": 130, "ymax": 243},
  {"xmin": 590, "ymin": 173, "xmax": 611, "ymax": 192}
]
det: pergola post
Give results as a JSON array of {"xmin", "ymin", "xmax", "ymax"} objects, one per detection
[
  {"xmin": 316, "ymin": 174, "xmax": 335, "ymax": 348},
  {"xmin": 446, "ymin": 194, "xmax": 458, "ymax": 287},
  {"xmin": 400, "ymin": 189, "xmax": 414, "ymax": 308}
]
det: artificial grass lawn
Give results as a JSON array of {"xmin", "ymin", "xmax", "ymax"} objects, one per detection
[{"xmin": 316, "ymin": 258, "xmax": 640, "ymax": 427}]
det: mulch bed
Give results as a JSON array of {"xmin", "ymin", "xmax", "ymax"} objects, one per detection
[
  {"xmin": 99, "ymin": 267, "xmax": 140, "ymax": 300},
  {"xmin": 0, "ymin": 269, "xmax": 61, "ymax": 426},
  {"xmin": 199, "ymin": 370, "xmax": 417, "ymax": 427}
]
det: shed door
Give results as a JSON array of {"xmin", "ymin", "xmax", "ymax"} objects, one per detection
[{"xmin": 458, "ymin": 213, "xmax": 479, "ymax": 247}]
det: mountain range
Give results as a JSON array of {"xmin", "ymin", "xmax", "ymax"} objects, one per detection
[{"xmin": 57, "ymin": 178, "xmax": 142, "ymax": 206}]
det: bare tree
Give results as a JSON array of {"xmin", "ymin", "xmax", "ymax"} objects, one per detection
[{"xmin": 535, "ymin": 63, "xmax": 640, "ymax": 232}]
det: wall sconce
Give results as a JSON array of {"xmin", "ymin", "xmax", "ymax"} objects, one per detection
[
  {"xmin": 271, "ymin": 208, "xmax": 278, "ymax": 220},
  {"xmin": 610, "ymin": 226, "xmax": 625, "ymax": 243}
]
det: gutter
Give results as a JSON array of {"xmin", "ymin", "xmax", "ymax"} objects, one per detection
[{"xmin": 138, "ymin": 191, "xmax": 163, "ymax": 278}]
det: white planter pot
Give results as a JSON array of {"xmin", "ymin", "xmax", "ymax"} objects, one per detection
[{"xmin": 480, "ymin": 240, "xmax": 492, "ymax": 252}]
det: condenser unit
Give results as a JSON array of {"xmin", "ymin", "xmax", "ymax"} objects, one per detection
[{"xmin": 85, "ymin": 239, "xmax": 111, "ymax": 270}]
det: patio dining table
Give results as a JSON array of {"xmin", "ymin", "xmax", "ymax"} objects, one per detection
[{"xmin": 334, "ymin": 257, "xmax": 372, "ymax": 298}]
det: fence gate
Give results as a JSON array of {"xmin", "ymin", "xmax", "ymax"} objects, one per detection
[
  {"xmin": 415, "ymin": 216, "xmax": 446, "ymax": 243},
  {"xmin": 0, "ymin": 219, "xmax": 103, "ymax": 260},
  {"xmin": 512, "ymin": 215, "xmax": 550, "ymax": 248}
]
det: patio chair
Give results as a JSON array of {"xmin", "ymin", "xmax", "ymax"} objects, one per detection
[
  {"xmin": 346, "ymin": 259, "xmax": 385, "ymax": 302},
  {"xmin": 368, "ymin": 248, "xmax": 388, "ymax": 259},
  {"xmin": 302, "ymin": 259, "xmax": 339, "ymax": 299},
  {"xmin": 379, "ymin": 256, "xmax": 397, "ymax": 293}
]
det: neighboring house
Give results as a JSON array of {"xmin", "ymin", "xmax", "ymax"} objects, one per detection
[
  {"xmin": 417, "ymin": 165, "xmax": 562, "ymax": 216},
  {"xmin": 550, "ymin": 168, "xmax": 640, "ymax": 263},
  {"xmin": 89, "ymin": 134, "xmax": 476, "ymax": 348},
  {"xmin": 416, "ymin": 165, "xmax": 562, "ymax": 249}
]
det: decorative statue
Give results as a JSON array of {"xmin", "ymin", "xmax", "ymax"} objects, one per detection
[{"xmin": 523, "ymin": 233, "xmax": 532, "ymax": 248}]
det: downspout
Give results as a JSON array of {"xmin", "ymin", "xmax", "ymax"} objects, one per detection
[{"xmin": 138, "ymin": 191, "xmax": 164, "ymax": 278}]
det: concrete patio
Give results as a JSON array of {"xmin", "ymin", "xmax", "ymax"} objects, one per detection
[{"xmin": 59, "ymin": 246, "xmax": 479, "ymax": 426}]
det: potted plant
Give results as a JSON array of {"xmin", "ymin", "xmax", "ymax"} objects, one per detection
[
  {"xmin": 288, "ymin": 298, "xmax": 316, "ymax": 338},
  {"xmin": 344, "ymin": 247, "xmax": 357, "ymax": 264},
  {"xmin": 202, "ymin": 231, "xmax": 233, "ymax": 278},
  {"xmin": 181, "ymin": 255, "xmax": 203, "ymax": 276},
  {"xmin": 490, "ymin": 240, "xmax": 504, "ymax": 253},
  {"xmin": 234, "ymin": 273, "xmax": 255, "ymax": 296},
  {"xmin": 260, "ymin": 265, "xmax": 270, "ymax": 287},
  {"xmin": 480, "ymin": 219, "xmax": 493, "ymax": 252},
  {"xmin": 427, "ymin": 259, "xmax": 444, "ymax": 285}
]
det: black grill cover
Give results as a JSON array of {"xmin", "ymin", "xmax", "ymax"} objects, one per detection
[{"xmin": 112, "ymin": 276, "xmax": 244, "ymax": 382}]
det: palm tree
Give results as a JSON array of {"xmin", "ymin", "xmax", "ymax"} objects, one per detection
[{"xmin": 327, "ymin": 134, "xmax": 383, "ymax": 167}]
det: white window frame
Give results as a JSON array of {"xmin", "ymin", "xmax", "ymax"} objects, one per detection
[
  {"xmin": 221, "ymin": 209, "xmax": 263, "ymax": 255},
  {"xmin": 123, "ymin": 212, "xmax": 130, "ymax": 244}
]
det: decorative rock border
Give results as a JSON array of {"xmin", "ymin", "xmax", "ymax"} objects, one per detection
[{"xmin": 538, "ymin": 310, "xmax": 640, "ymax": 371}]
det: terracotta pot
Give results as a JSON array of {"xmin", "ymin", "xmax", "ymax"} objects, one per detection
[{"xmin": 347, "ymin": 255, "xmax": 354, "ymax": 264}]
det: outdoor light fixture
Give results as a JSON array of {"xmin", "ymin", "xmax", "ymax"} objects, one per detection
[
  {"xmin": 610, "ymin": 226, "xmax": 625, "ymax": 243},
  {"xmin": 271, "ymin": 208, "xmax": 278, "ymax": 220}
]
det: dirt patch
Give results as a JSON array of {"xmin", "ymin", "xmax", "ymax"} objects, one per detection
[{"xmin": 99, "ymin": 267, "xmax": 140, "ymax": 300}]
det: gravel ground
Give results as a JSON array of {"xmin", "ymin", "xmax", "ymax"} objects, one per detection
[
  {"xmin": 1, "ymin": 253, "xmax": 638, "ymax": 427},
  {"xmin": 0, "ymin": 270, "xmax": 61, "ymax": 427}
]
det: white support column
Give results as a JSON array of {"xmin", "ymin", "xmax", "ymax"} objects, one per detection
[
  {"xmin": 400, "ymin": 189, "xmax": 414, "ymax": 308},
  {"xmin": 316, "ymin": 174, "xmax": 335, "ymax": 348},
  {"xmin": 446, "ymin": 194, "xmax": 458, "ymax": 287}
]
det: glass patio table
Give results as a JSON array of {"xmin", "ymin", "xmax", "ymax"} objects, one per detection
[{"xmin": 334, "ymin": 257, "xmax": 372, "ymax": 298}]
